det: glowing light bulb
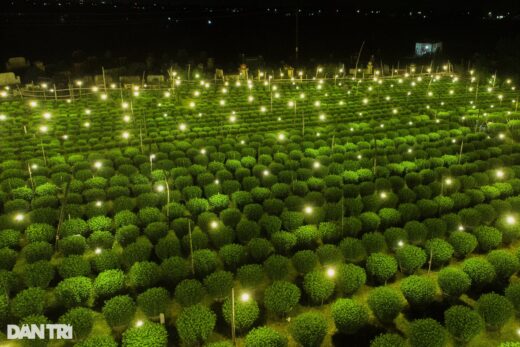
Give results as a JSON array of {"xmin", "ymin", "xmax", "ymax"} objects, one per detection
[
  {"xmin": 380, "ymin": 192, "xmax": 387, "ymax": 199},
  {"xmin": 179, "ymin": 123, "xmax": 187, "ymax": 131},
  {"xmin": 0, "ymin": 114, "xmax": 6, "ymax": 121},
  {"xmin": 240, "ymin": 293, "xmax": 250, "ymax": 302},
  {"xmin": 210, "ymin": 221, "xmax": 219, "ymax": 229},
  {"xmin": 304, "ymin": 206, "xmax": 313, "ymax": 214},
  {"xmin": 14, "ymin": 213, "xmax": 24, "ymax": 222},
  {"xmin": 95, "ymin": 248, "xmax": 102, "ymax": 255},
  {"xmin": 506, "ymin": 216, "xmax": 516, "ymax": 225},
  {"xmin": 326, "ymin": 268, "xmax": 335, "ymax": 278},
  {"xmin": 200, "ymin": 149, "xmax": 206, "ymax": 155},
  {"xmin": 278, "ymin": 133, "xmax": 285, "ymax": 141},
  {"xmin": 496, "ymin": 169, "xmax": 504, "ymax": 178},
  {"xmin": 95, "ymin": 201, "xmax": 102, "ymax": 207},
  {"xmin": 445, "ymin": 178, "xmax": 453, "ymax": 185},
  {"xmin": 94, "ymin": 161, "xmax": 102, "ymax": 169},
  {"xmin": 122, "ymin": 131, "xmax": 130, "ymax": 139},
  {"xmin": 262, "ymin": 170, "xmax": 270, "ymax": 176},
  {"xmin": 39, "ymin": 125, "xmax": 48, "ymax": 133},
  {"xmin": 156, "ymin": 185, "xmax": 165, "ymax": 193},
  {"xmin": 135, "ymin": 320, "xmax": 143, "ymax": 327},
  {"xmin": 313, "ymin": 162, "xmax": 321, "ymax": 169}
]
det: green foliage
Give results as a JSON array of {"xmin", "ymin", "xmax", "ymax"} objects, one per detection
[
  {"xmin": 289, "ymin": 311, "xmax": 328, "ymax": 347},
  {"xmin": 292, "ymin": 250, "xmax": 319, "ymax": 274},
  {"xmin": 335, "ymin": 263, "xmax": 366, "ymax": 295},
  {"xmin": 59, "ymin": 307, "xmax": 94, "ymax": 339},
  {"xmin": 437, "ymin": 267, "xmax": 471, "ymax": 297},
  {"xmin": 160, "ymin": 256, "xmax": 190, "ymax": 286},
  {"xmin": 486, "ymin": 250, "xmax": 520, "ymax": 280},
  {"xmin": 473, "ymin": 226, "xmax": 502, "ymax": 252},
  {"xmin": 93, "ymin": 269, "xmax": 125, "ymax": 298},
  {"xmin": 175, "ymin": 279, "xmax": 205, "ymax": 307},
  {"xmin": 75, "ymin": 335, "xmax": 118, "ymax": 347},
  {"xmin": 264, "ymin": 255, "xmax": 290, "ymax": 280},
  {"xmin": 409, "ymin": 318, "xmax": 447, "ymax": 347},
  {"xmin": 137, "ymin": 287, "xmax": 170, "ymax": 317},
  {"xmin": 58, "ymin": 255, "xmax": 91, "ymax": 279},
  {"xmin": 331, "ymin": 298, "xmax": 369, "ymax": 334},
  {"xmin": 444, "ymin": 305, "xmax": 484, "ymax": 343},
  {"xmin": 203, "ymin": 270, "xmax": 233, "ymax": 300},
  {"xmin": 303, "ymin": 270, "xmax": 335, "ymax": 304},
  {"xmin": 237, "ymin": 264, "xmax": 265, "ymax": 287},
  {"xmin": 264, "ymin": 281, "xmax": 301, "ymax": 316},
  {"xmin": 23, "ymin": 241, "xmax": 53, "ymax": 263},
  {"xmin": 192, "ymin": 249, "xmax": 218, "ymax": 277},
  {"xmin": 122, "ymin": 321, "xmax": 168, "ymax": 347},
  {"xmin": 448, "ymin": 231, "xmax": 478, "ymax": 258},
  {"xmin": 55, "ymin": 276, "xmax": 93, "ymax": 308},
  {"xmin": 395, "ymin": 244, "xmax": 427, "ymax": 274},
  {"xmin": 366, "ymin": 253, "xmax": 398, "ymax": 284},
  {"xmin": 424, "ymin": 238, "xmax": 454, "ymax": 267},
  {"xmin": 400, "ymin": 275, "xmax": 437, "ymax": 308},
  {"xmin": 222, "ymin": 296, "xmax": 260, "ymax": 332},
  {"xmin": 367, "ymin": 286, "xmax": 404, "ymax": 323},
  {"xmin": 476, "ymin": 293, "xmax": 514, "ymax": 330},
  {"xmin": 245, "ymin": 326, "xmax": 288, "ymax": 347},
  {"xmin": 505, "ymin": 282, "xmax": 520, "ymax": 312},
  {"xmin": 22, "ymin": 260, "xmax": 55, "ymax": 288},
  {"xmin": 176, "ymin": 304, "xmax": 216, "ymax": 346},
  {"xmin": 128, "ymin": 261, "xmax": 162, "ymax": 289},
  {"xmin": 102, "ymin": 295, "xmax": 136, "ymax": 328},
  {"xmin": 462, "ymin": 258, "xmax": 496, "ymax": 288},
  {"xmin": 11, "ymin": 287, "xmax": 46, "ymax": 318}
]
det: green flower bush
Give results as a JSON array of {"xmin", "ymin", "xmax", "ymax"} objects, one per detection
[
  {"xmin": 55, "ymin": 276, "xmax": 93, "ymax": 308},
  {"xmin": 437, "ymin": 267, "xmax": 471, "ymax": 297},
  {"xmin": 137, "ymin": 287, "xmax": 170, "ymax": 318},
  {"xmin": 462, "ymin": 258, "xmax": 496, "ymax": 288},
  {"xmin": 222, "ymin": 296, "xmax": 260, "ymax": 332},
  {"xmin": 476, "ymin": 293, "xmax": 514, "ymax": 330},
  {"xmin": 289, "ymin": 311, "xmax": 328, "ymax": 347},
  {"xmin": 400, "ymin": 275, "xmax": 437, "ymax": 308},
  {"xmin": 175, "ymin": 279, "xmax": 205, "ymax": 307},
  {"xmin": 303, "ymin": 270, "xmax": 335, "ymax": 304},
  {"xmin": 245, "ymin": 326, "xmax": 287, "ymax": 347},
  {"xmin": 409, "ymin": 318, "xmax": 447, "ymax": 347},
  {"xmin": 366, "ymin": 253, "xmax": 398, "ymax": 284},
  {"xmin": 367, "ymin": 286, "xmax": 404, "ymax": 323},
  {"xmin": 93, "ymin": 269, "xmax": 125, "ymax": 298},
  {"xmin": 395, "ymin": 244, "xmax": 427, "ymax": 274},
  {"xmin": 22, "ymin": 260, "xmax": 55, "ymax": 288},
  {"xmin": 203, "ymin": 270, "xmax": 234, "ymax": 300},
  {"xmin": 58, "ymin": 307, "xmax": 94, "ymax": 339},
  {"xmin": 331, "ymin": 298, "xmax": 369, "ymax": 334},
  {"xmin": 444, "ymin": 305, "xmax": 484, "ymax": 343},
  {"xmin": 102, "ymin": 295, "xmax": 136, "ymax": 328},
  {"xmin": 11, "ymin": 287, "xmax": 46, "ymax": 318},
  {"xmin": 264, "ymin": 281, "xmax": 301, "ymax": 316},
  {"xmin": 448, "ymin": 231, "xmax": 478, "ymax": 258},
  {"xmin": 176, "ymin": 304, "xmax": 216, "ymax": 346},
  {"xmin": 335, "ymin": 263, "xmax": 366, "ymax": 295},
  {"xmin": 122, "ymin": 321, "xmax": 168, "ymax": 347}
]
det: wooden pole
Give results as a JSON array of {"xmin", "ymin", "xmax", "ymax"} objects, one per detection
[
  {"xmin": 231, "ymin": 288, "xmax": 236, "ymax": 345},
  {"xmin": 354, "ymin": 41, "xmax": 366, "ymax": 79},
  {"xmin": 189, "ymin": 221, "xmax": 195, "ymax": 275}
]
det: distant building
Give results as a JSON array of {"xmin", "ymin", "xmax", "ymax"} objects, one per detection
[{"xmin": 415, "ymin": 42, "xmax": 443, "ymax": 56}]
